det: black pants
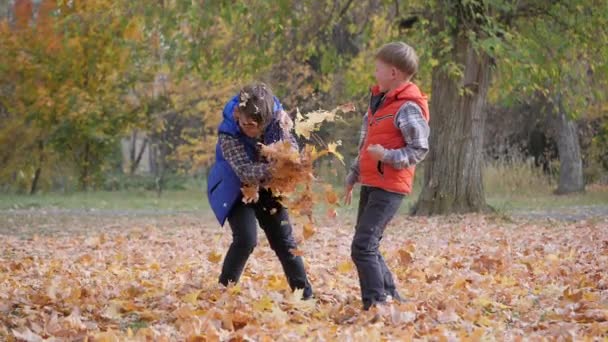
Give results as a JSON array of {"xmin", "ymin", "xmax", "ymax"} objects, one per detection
[
  {"xmin": 219, "ymin": 189, "xmax": 313, "ymax": 298},
  {"xmin": 351, "ymin": 186, "xmax": 404, "ymax": 309}
]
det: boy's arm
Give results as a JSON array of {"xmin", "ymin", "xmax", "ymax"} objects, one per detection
[
  {"xmin": 219, "ymin": 133, "xmax": 271, "ymax": 184},
  {"xmin": 345, "ymin": 114, "xmax": 368, "ymax": 186},
  {"xmin": 380, "ymin": 102, "xmax": 429, "ymax": 169}
]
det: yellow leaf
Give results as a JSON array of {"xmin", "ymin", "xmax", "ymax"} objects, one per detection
[
  {"xmin": 182, "ymin": 290, "xmax": 201, "ymax": 306},
  {"xmin": 207, "ymin": 251, "xmax": 223, "ymax": 264},
  {"xmin": 295, "ymin": 104, "xmax": 354, "ymax": 139},
  {"xmin": 253, "ymin": 296, "xmax": 275, "ymax": 312},
  {"xmin": 327, "ymin": 142, "xmax": 344, "ymax": 165},
  {"xmin": 337, "ymin": 261, "xmax": 353, "ymax": 274},
  {"xmin": 267, "ymin": 274, "xmax": 287, "ymax": 291},
  {"xmin": 303, "ymin": 223, "xmax": 316, "ymax": 240}
]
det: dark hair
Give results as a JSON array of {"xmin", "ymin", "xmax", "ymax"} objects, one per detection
[{"xmin": 237, "ymin": 83, "xmax": 275, "ymax": 127}]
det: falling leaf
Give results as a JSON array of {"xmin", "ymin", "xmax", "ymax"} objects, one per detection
[
  {"xmin": 303, "ymin": 223, "xmax": 316, "ymax": 240},
  {"xmin": 324, "ymin": 185, "xmax": 339, "ymax": 205},
  {"xmin": 294, "ymin": 103, "xmax": 355, "ymax": 139},
  {"xmin": 326, "ymin": 142, "xmax": 344, "ymax": 165}
]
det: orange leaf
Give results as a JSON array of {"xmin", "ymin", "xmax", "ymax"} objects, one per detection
[{"xmin": 290, "ymin": 248, "xmax": 305, "ymax": 257}]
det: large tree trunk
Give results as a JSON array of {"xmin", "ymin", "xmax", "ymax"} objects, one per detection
[
  {"xmin": 413, "ymin": 34, "xmax": 492, "ymax": 215},
  {"xmin": 552, "ymin": 96, "xmax": 584, "ymax": 194}
]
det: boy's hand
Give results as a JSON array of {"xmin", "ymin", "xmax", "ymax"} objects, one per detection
[
  {"xmin": 343, "ymin": 184, "xmax": 354, "ymax": 205},
  {"xmin": 367, "ymin": 144, "xmax": 386, "ymax": 161}
]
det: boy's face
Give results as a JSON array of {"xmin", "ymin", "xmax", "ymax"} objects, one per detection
[
  {"xmin": 375, "ymin": 59, "xmax": 406, "ymax": 92},
  {"xmin": 234, "ymin": 110, "xmax": 262, "ymax": 138}
]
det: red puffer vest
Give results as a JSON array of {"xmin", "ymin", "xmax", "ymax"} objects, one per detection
[{"xmin": 360, "ymin": 82, "xmax": 429, "ymax": 194}]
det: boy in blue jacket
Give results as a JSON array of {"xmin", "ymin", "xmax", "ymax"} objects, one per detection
[{"xmin": 207, "ymin": 83, "xmax": 313, "ymax": 299}]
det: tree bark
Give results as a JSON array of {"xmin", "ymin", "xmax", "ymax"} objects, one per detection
[
  {"xmin": 413, "ymin": 33, "xmax": 492, "ymax": 215},
  {"xmin": 155, "ymin": 143, "xmax": 166, "ymax": 198},
  {"xmin": 552, "ymin": 96, "xmax": 585, "ymax": 194},
  {"xmin": 130, "ymin": 135, "xmax": 148, "ymax": 175},
  {"xmin": 29, "ymin": 140, "xmax": 44, "ymax": 195},
  {"xmin": 79, "ymin": 141, "xmax": 90, "ymax": 191},
  {"xmin": 129, "ymin": 130, "xmax": 137, "ymax": 174}
]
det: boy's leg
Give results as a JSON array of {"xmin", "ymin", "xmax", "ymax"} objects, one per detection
[
  {"xmin": 219, "ymin": 202, "xmax": 258, "ymax": 286},
  {"xmin": 351, "ymin": 187, "xmax": 403, "ymax": 310},
  {"xmin": 377, "ymin": 253, "xmax": 402, "ymax": 300},
  {"xmin": 255, "ymin": 190, "xmax": 313, "ymax": 299}
]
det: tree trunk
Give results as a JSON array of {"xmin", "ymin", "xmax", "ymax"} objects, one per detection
[
  {"xmin": 29, "ymin": 140, "xmax": 44, "ymax": 195},
  {"xmin": 130, "ymin": 136, "xmax": 148, "ymax": 175},
  {"xmin": 413, "ymin": 34, "xmax": 492, "ymax": 215},
  {"xmin": 129, "ymin": 130, "xmax": 137, "ymax": 174},
  {"xmin": 552, "ymin": 97, "xmax": 584, "ymax": 194},
  {"xmin": 79, "ymin": 141, "xmax": 90, "ymax": 191},
  {"xmin": 155, "ymin": 143, "xmax": 165, "ymax": 198}
]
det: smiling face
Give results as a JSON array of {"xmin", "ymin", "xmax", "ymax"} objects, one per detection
[
  {"xmin": 234, "ymin": 109, "xmax": 263, "ymax": 138},
  {"xmin": 234, "ymin": 83, "xmax": 275, "ymax": 138}
]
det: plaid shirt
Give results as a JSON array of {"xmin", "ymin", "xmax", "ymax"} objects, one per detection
[
  {"xmin": 219, "ymin": 124, "xmax": 298, "ymax": 185},
  {"xmin": 346, "ymin": 101, "xmax": 430, "ymax": 186}
]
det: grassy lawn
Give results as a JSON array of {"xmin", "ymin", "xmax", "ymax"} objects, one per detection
[
  {"xmin": 0, "ymin": 189, "xmax": 209, "ymax": 211},
  {"xmin": 1, "ymin": 184, "xmax": 607, "ymax": 214}
]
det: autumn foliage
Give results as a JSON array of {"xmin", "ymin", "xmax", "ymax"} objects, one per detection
[{"xmin": 2, "ymin": 215, "xmax": 607, "ymax": 340}]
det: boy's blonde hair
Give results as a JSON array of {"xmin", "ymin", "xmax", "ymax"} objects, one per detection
[{"xmin": 375, "ymin": 42, "xmax": 418, "ymax": 78}]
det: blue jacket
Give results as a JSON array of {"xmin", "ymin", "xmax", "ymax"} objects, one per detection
[{"xmin": 207, "ymin": 95, "xmax": 284, "ymax": 226}]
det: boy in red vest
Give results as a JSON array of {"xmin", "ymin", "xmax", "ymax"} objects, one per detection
[{"xmin": 344, "ymin": 42, "xmax": 430, "ymax": 310}]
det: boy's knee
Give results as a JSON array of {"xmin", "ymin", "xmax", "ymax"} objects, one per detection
[
  {"xmin": 351, "ymin": 234, "xmax": 378, "ymax": 260},
  {"xmin": 351, "ymin": 238, "xmax": 368, "ymax": 260},
  {"xmin": 233, "ymin": 236, "xmax": 257, "ymax": 252},
  {"xmin": 269, "ymin": 235, "xmax": 296, "ymax": 253}
]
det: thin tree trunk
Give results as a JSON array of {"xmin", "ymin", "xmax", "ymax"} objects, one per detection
[
  {"xmin": 155, "ymin": 143, "xmax": 165, "ymax": 198},
  {"xmin": 129, "ymin": 130, "xmax": 137, "ymax": 174},
  {"xmin": 130, "ymin": 137, "xmax": 148, "ymax": 174},
  {"xmin": 552, "ymin": 95, "xmax": 584, "ymax": 194},
  {"xmin": 29, "ymin": 140, "xmax": 44, "ymax": 195},
  {"xmin": 413, "ymin": 33, "xmax": 492, "ymax": 215},
  {"xmin": 79, "ymin": 141, "xmax": 90, "ymax": 191}
]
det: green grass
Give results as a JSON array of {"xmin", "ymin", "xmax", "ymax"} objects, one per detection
[
  {"xmin": 487, "ymin": 189, "xmax": 608, "ymax": 212},
  {"xmin": 0, "ymin": 189, "xmax": 209, "ymax": 211},
  {"xmin": 483, "ymin": 158, "xmax": 608, "ymax": 212},
  {"xmin": 1, "ymin": 158, "xmax": 606, "ymax": 215}
]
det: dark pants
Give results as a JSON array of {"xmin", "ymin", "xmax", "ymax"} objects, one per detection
[
  {"xmin": 351, "ymin": 186, "xmax": 404, "ymax": 309},
  {"xmin": 219, "ymin": 189, "xmax": 313, "ymax": 298}
]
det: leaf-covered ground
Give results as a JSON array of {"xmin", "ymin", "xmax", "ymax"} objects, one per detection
[{"xmin": 1, "ymin": 213, "xmax": 607, "ymax": 341}]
